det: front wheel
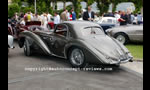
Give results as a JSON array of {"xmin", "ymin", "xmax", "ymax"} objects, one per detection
[
  {"xmin": 24, "ymin": 39, "xmax": 32, "ymax": 56},
  {"xmin": 68, "ymin": 47, "xmax": 86, "ymax": 68}
]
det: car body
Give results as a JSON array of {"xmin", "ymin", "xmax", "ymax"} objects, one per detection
[
  {"xmin": 47, "ymin": 21, "xmax": 54, "ymax": 29},
  {"xmin": 8, "ymin": 24, "xmax": 13, "ymax": 35},
  {"xmin": 8, "ymin": 35, "xmax": 14, "ymax": 53},
  {"xmin": 16, "ymin": 21, "xmax": 49, "ymax": 38},
  {"xmin": 18, "ymin": 21, "xmax": 133, "ymax": 67},
  {"xmin": 97, "ymin": 17, "xmax": 118, "ymax": 33},
  {"xmin": 8, "ymin": 19, "xmax": 21, "ymax": 39},
  {"xmin": 106, "ymin": 24, "xmax": 143, "ymax": 44}
]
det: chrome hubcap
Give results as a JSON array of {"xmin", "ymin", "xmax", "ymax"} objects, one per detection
[
  {"xmin": 116, "ymin": 35, "xmax": 126, "ymax": 44},
  {"xmin": 70, "ymin": 49, "xmax": 84, "ymax": 66}
]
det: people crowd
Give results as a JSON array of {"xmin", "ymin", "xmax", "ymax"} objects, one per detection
[
  {"xmin": 10, "ymin": 8, "xmax": 77, "ymax": 29},
  {"xmin": 9, "ymin": 6, "xmax": 143, "ymax": 29},
  {"xmin": 102, "ymin": 10, "xmax": 143, "ymax": 26}
]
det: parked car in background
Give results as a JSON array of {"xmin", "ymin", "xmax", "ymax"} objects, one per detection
[
  {"xmin": 17, "ymin": 21, "xmax": 51, "ymax": 37},
  {"xmin": 8, "ymin": 24, "xmax": 13, "ymax": 35},
  {"xmin": 8, "ymin": 19, "xmax": 19, "ymax": 39},
  {"xmin": 97, "ymin": 17, "xmax": 118, "ymax": 33},
  {"xmin": 18, "ymin": 21, "xmax": 133, "ymax": 68},
  {"xmin": 47, "ymin": 21, "xmax": 54, "ymax": 29},
  {"xmin": 106, "ymin": 24, "xmax": 143, "ymax": 44},
  {"xmin": 8, "ymin": 35, "xmax": 14, "ymax": 53}
]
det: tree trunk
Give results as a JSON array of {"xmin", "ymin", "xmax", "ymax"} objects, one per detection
[
  {"xmin": 141, "ymin": 7, "xmax": 143, "ymax": 15},
  {"xmin": 63, "ymin": 1, "xmax": 66, "ymax": 9}
]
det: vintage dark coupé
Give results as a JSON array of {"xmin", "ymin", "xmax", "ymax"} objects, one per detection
[{"xmin": 18, "ymin": 21, "xmax": 133, "ymax": 68}]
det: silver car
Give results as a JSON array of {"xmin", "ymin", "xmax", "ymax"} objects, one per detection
[{"xmin": 106, "ymin": 24, "xmax": 143, "ymax": 44}]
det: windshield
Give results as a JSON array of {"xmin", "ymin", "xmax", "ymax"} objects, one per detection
[{"xmin": 82, "ymin": 26, "xmax": 105, "ymax": 36}]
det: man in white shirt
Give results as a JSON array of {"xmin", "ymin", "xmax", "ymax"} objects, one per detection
[
  {"xmin": 47, "ymin": 12, "xmax": 52, "ymax": 22},
  {"xmin": 54, "ymin": 12, "xmax": 60, "ymax": 28},
  {"xmin": 114, "ymin": 11, "xmax": 120, "ymax": 20}
]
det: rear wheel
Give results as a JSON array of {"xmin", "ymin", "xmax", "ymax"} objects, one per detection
[
  {"xmin": 24, "ymin": 39, "xmax": 32, "ymax": 56},
  {"xmin": 68, "ymin": 47, "xmax": 86, "ymax": 68},
  {"xmin": 114, "ymin": 33, "xmax": 129, "ymax": 45}
]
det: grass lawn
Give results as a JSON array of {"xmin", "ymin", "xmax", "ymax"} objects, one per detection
[{"xmin": 125, "ymin": 44, "xmax": 143, "ymax": 60}]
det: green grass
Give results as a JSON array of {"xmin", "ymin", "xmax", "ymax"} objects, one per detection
[{"xmin": 125, "ymin": 44, "xmax": 143, "ymax": 60}]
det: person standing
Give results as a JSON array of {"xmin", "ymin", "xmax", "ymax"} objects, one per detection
[
  {"xmin": 114, "ymin": 11, "xmax": 121, "ymax": 20},
  {"xmin": 54, "ymin": 12, "xmax": 60, "ymax": 28},
  {"xmin": 83, "ymin": 6, "xmax": 95, "ymax": 21},
  {"xmin": 60, "ymin": 9, "xmax": 69, "ymax": 22},
  {"xmin": 47, "ymin": 12, "xmax": 52, "ymax": 22},
  {"xmin": 26, "ymin": 12, "xmax": 31, "ymax": 21},
  {"xmin": 71, "ymin": 9, "xmax": 76, "ymax": 21},
  {"xmin": 42, "ymin": 13, "xmax": 48, "ymax": 29},
  {"xmin": 130, "ymin": 13, "xmax": 135, "ymax": 24},
  {"xmin": 137, "ymin": 13, "xmax": 143, "ymax": 24},
  {"xmin": 66, "ymin": 10, "xmax": 71, "ymax": 20},
  {"xmin": 32, "ymin": 14, "xmax": 39, "ymax": 21},
  {"xmin": 126, "ymin": 11, "xmax": 132, "ymax": 24},
  {"xmin": 119, "ymin": 11, "xmax": 128, "ymax": 25},
  {"xmin": 114, "ymin": 11, "xmax": 121, "ymax": 26}
]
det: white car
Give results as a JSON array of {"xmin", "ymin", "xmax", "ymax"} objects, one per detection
[
  {"xmin": 97, "ymin": 17, "xmax": 118, "ymax": 24},
  {"xmin": 8, "ymin": 35, "xmax": 14, "ymax": 53}
]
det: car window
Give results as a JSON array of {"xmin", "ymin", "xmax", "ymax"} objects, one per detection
[
  {"xmin": 29, "ymin": 26, "xmax": 46, "ymax": 31},
  {"xmin": 55, "ymin": 24, "xmax": 68, "ymax": 37},
  {"xmin": 102, "ymin": 19, "xmax": 113, "ymax": 24},
  {"xmin": 82, "ymin": 26, "xmax": 105, "ymax": 36}
]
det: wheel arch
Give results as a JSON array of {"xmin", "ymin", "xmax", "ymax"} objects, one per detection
[
  {"xmin": 65, "ymin": 45, "xmax": 82, "ymax": 59},
  {"xmin": 113, "ymin": 32, "xmax": 130, "ymax": 44},
  {"xmin": 114, "ymin": 32, "xmax": 129, "ymax": 40},
  {"xmin": 18, "ymin": 37, "xmax": 25, "ymax": 48}
]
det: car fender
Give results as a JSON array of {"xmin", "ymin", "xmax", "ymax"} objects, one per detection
[
  {"xmin": 18, "ymin": 31, "xmax": 52, "ymax": 55},
  {"xmin": 64, "ymin": 39, "xmax": 107, "ymax": 64}
]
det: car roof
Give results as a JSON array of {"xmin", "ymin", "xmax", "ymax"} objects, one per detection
[
  {"xmin": 63, "ymin": 21, "xmax": 100, "ymax": 28},
  {"xmin": 61, "ymin": 21, "xmax": 102, "ymax": 38}
]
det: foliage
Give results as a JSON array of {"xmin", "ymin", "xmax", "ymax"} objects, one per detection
[
  {"xmin": 8, "ymin": 3, "xmax": 20, "ymax": 18},
  {"xmin": 9, "ymin": 0, "xmax": 143, "ymax": 18},
  {"xmin": 96, "ymin": 0, "xmax": 110, "ymax": 16}
]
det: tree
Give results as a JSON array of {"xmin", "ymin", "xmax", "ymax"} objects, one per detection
[
  {"xmin": 83, "ymin": 0, "xmax": 95, "ymax": 6},
  {"xmin": 129, "ymin": 0, "xmax": 143, "ymax": 13},
  {"xmin": 8, "ymin": 3, "xmax": 20, "ymax": 18},
  {"xmin": 96, "ymin": 0, "xmax": 110, "ymax": 16},
  {"xmin": 71, "ymin": 0, "xmax": 82, "ymax": 18}
]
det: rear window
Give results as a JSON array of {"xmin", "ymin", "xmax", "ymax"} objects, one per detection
[{"xmin": 82, "ymin": 26, "xmax": 105, "ymax": 36}]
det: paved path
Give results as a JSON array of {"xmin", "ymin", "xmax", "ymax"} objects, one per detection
[{"xmin": 8, "ymin": 42, "xmax": 143, "ymax": 90}]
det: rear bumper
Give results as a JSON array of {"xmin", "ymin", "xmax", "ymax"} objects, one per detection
[{"xmin": 120, "ymin": 57, "xmax": 133, "ymax": 64}]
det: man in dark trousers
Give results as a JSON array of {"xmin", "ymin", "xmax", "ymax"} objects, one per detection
[
  {"xmin": 120, "ymin": 11, "xmax": 128, "ymax": 25},
  {"xmin": 83, "ymin": 6, "xmax": 95, "ymax": 21}
]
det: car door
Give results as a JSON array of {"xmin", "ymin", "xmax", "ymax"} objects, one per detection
[
  {"xmin": 134, "ymin": 29, "xmax": 143, "ymax": 42},
  {"xmin": 128, "ymin": 26, "xmax": 143, "ymax": 42},
  {"xmin": 46, "ymin": 24, "xmax": 69, "ymax": 57}
]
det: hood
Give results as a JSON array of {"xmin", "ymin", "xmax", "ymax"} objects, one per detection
[{"xmin": 83, "ymin": 35, "xmax": 126, "ymax": 60}]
